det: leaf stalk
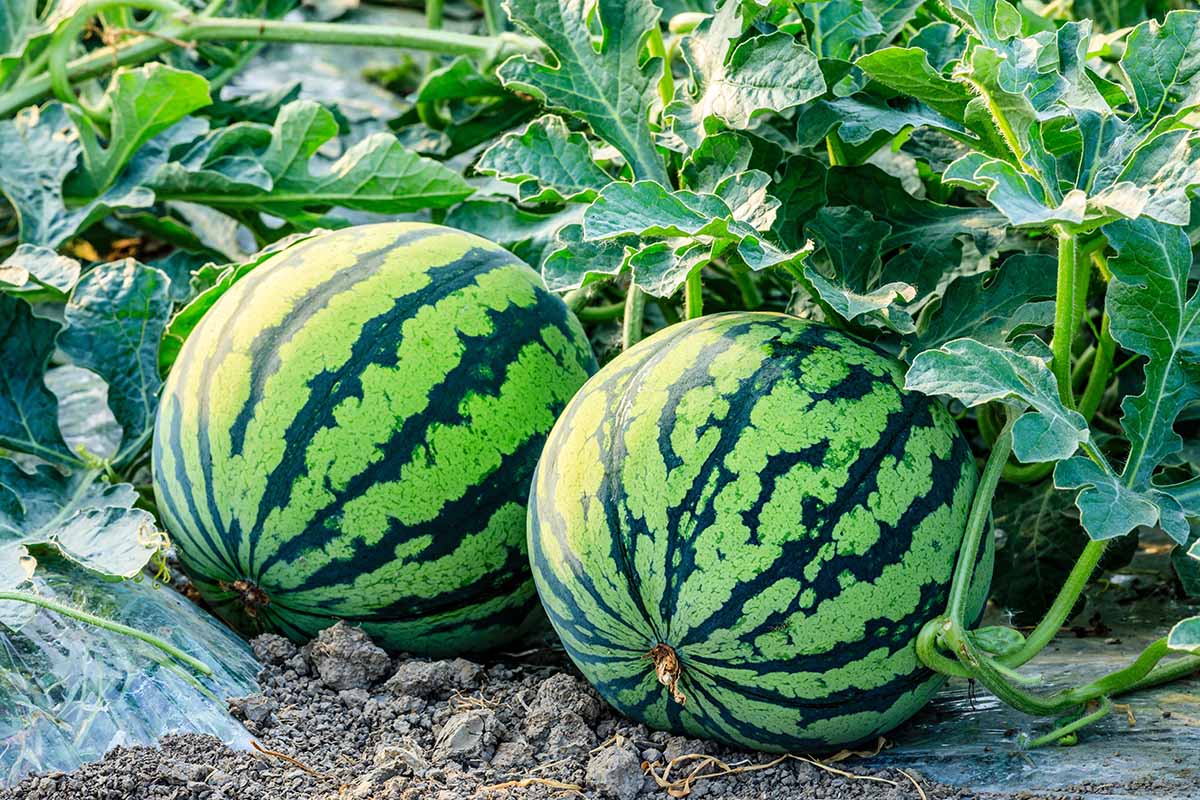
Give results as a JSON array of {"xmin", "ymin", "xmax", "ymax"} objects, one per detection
[{"xmin": 0, "ymin": 590, "xmax": 212, "ymax": 675}]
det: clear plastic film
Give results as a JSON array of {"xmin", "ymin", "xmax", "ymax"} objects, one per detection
[{"xmin": 0, "ymin": 562, "xmax": 259, "ymax": 786}]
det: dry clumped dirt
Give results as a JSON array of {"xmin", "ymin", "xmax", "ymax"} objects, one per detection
[{"xmin": 0, "ymin": 623, "xmax": 1071, "ymax": 800}]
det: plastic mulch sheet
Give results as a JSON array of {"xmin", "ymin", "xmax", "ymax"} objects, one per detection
[
  {"xmin": 880, "ymin": 549, "xmax": 1200, "ymax": 798},
  {"xmin": 0, "ymin": 562, "xmax": 260, "ymax": 787}
]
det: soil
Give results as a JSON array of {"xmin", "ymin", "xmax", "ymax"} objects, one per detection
[{"xmin": 0, "ymin": 623, "xmax": 1159, "ymax": 800}]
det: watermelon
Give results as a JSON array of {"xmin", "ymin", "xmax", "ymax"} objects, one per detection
[
  {"xmin": 152, "ymin": 222, "xmax": 597, "ymax": 656},
  {"xmin": 527, "ymin": 312, "xmax": 990, "ymax": 751}
]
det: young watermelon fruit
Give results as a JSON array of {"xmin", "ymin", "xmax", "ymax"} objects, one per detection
[
  {"xmin": 153, "ymin": 222, "xmax": 597, "ymax": 656},
  {"xmin": 528, "ymin": 312, "xmax": 990, "ymax": 751}
]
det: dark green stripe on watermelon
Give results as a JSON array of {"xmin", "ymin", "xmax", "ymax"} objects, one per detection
[
  {"xmin": 527, "ymin": 312, "xmax": 989, "ymax": 752},
  {"xmin": 152, "ymin": 222, "xmax": 597, "ymax": 655}
]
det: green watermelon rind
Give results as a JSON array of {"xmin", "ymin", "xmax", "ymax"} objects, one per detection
[
  {"xmin": 527, "ymin": 312, "xmax": 990, "ymax": 752},
  {"xmin": 153, "ymin": 222, "xmax": 597, "ymax": 655}
]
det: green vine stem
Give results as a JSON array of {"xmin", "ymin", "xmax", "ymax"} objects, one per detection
[
  {"xmin": 163, "ymin": 16, "xmax": 529, "ymax": 55},
  {"xmin": 913, "ymin": 410, "xmax": 1015, "ymax": 676},
  {"xmin": 999, "ymin": 539, "xmax": 1107, "ymax": 668},
  {"xmin": 4, "ymin": 8, "xmax": 535, "ymax": 118},
  {"xmin": 426, "ymin": 0, "xmax": 445, "ymax": 30},
  {"xmin": 1051, "ymin": 226, "xmax": 1080, "ymax": 409},
  {"xmin": 947, "ymin": 412, "xmax": 1015, "ymax": 627},
  {"xmin": 575, "ymin": 300, "xmax": 626, "ymax": 323},
  {"xmin": 0, "ymin": 590, "xmax": 212, "ymax": 676},
  {"xmin": 622, "ymin": 286, "xmax": 646, "ymax": 350},
  {"xmin": 825, "ymin": 131, "xmax": 847, "ymax": 166},
  {"xmin": 1023, "ymin": 697, "xmax": 1112, "ymax": 749},
  {"xmin": 732, "ymin": 267, "xmax": 762, "ymax": 310},
  {"xmin": 1079, "ymin": 312, "xmax": 1115, "ymax": 422},
  {"xmin": 481, "ymin": 0, "xmax": 505, "ymax": 36},
  {"xmin": 684, "ymin": 270, "xmax": 703, "ymax": 319},
  {"xmin": 653, "ymin": 296, "xmax": 682, "ymax": 326},
  {"xmin": 667, "ymin": 11, "xmax": 707, "ymax": 34},
  {"xmin": 562, "ymin": 286, "xmax": 593, "ymax": 312},
  {"xmin": 48, "ymin": 0, "xmax": 187, "ymax": 121},
  {"xmin": 914, "ymin": 410, "xmax": 1184, "ymax": 737},
  {"xmin": 1116, "ymin": 652, "xmax": 1200, "ymax": 696}
]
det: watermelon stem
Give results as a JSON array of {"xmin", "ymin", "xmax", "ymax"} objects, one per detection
[
  {"xmin": 220, "ymin": 579, "xmax": 271, "ymax": 619},
  {"xmin": 646, "ymin": 643, "xmax": 687, "ymax": 705},
  {"xmin": 1020, "ymin": 697, "xmax": 1111, "ymax": 749},
  {"xmin": 683, "ymin": 270, "xmax": 704, "ymax": 320},
  {"xmin": 0, "ymin": 589, "xmax": 213, "ymax": 676},
  {"xmin": 623, "ymin": 286, "xmax": 647, "ymax": 349},
  {"xmin": 1050, "ymin": 227, "xmax": 1083, "ymax": 410},
  {"xmin": 925, "ymin": 417, "xmax": 1193, "ymax": 739}
]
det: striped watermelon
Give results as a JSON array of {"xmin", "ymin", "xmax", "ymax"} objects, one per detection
[
  {"xmin": 152, "ymin": 222, "xmax": 597, "ymax": 656},
  {"xmin": 527, "ymin": 312, "xmax": 990, "ymax": 751}
]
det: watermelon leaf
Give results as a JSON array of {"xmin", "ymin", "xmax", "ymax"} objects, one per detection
[
  {"xmin": 855, "ymin": 47, "xmax": 974, "ymax": 123},
  {"xmin": 0, "ymin": 294, "xmax": 77, "ymax": 466},
  {"xmin": 1121, "ymin": 11, "xmax": 1200, "ymax": 128},
  {"xmin": 580, "ymin": 180, "xmax": 810, "ymax": 296},
  {"xmin": 667, "ymin": 1, "xmax": 825, "ymax": 148},
  {"xmin": 499, "ymin": 0, "xmax": 669, "ymax": 183},
  {"xmin": 475, "ymin": 115, "xmax": 611, "ymax": 204},
  {"xmin": 1167, "ymin": 616, "xmax": 1200, "ymax": 654},
  {"xmin": 151, "ymin": 100, "xmax": 473, "ymax": 225},
  {"xmin": 969, "ymin": 625, "xmax": 1025, "ymax": 657},
  {"xmin": 801, "ymin": 0, "xmax": 884, "ymax": 61},
  {"xmin": 1102, "ymin": 219, "xmax": 1200, "ymax": 493},
  {"xmin": 1048, "ymin": 218, "xmax": 1200, "ymax": 545},
  {"xmin": 802, "ymin": 206, "xmax": 916, "ymax": 334},
  {"xmin": 917, "ymin": 9, "xmax": 1200, "ymax": 230},
  {"xmin": 1054, "ymin": 457, "xmax": 1187, "ymax": 542},
  {"xmin": 908, "ymin": 253, "xmax": 1057, "ymax": 357},
  {"xmin": 446, "ymin": 200, "xmax": 583, "ymax": 273},
  {"xmin": 905, "ymin": 339, "xmax": 1089, "ymax": 464},
  {"xmin": 0, "ymin": 460, "xmax": 164, "ymax": 594},
  {"xmin": 540, "ymin": 223, "xmax": 637, "ymax": 293},
  {"xmin": 0, "ymin": 104, "xmax": 155, "ymax": 248},
  {"xmin": 825, "ymin": 166, "xmax": 1008, "ymax": 300},
  {"xmin": 66, "ymin": 64, "xmax": 211, "ymax": 199},
  {"xmin": 56, "ymin": 260, "xmax": 174, "ymax": 464},
  {"xmin": 0, "ymin": 244, "xmax": 81, "ymax": 300}
]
